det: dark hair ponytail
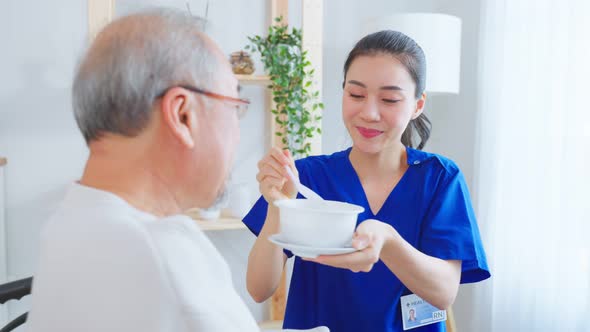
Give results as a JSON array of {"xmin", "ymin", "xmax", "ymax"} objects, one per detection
[{"xmin": 343, "ymin": 30, "xmax": 431, "ymax": 150}]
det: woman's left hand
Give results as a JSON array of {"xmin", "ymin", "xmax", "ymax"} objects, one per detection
[{"xmin": 303, "ymin": 219, "xmax": 396, "ymax": 272}]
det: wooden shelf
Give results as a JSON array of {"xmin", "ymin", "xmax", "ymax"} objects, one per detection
[
  {"xmin": 196, "ymin": 218, "xmax": 247, "ymax": 231},
  {"xmin": 185, "ymin": 209, "xmax": 247, "ymax": 231},
  {"xmin": 0, "ymin": 157, "xmax": 6, "ymax": 166},
  {"xmin": 259, "ymin": 320, "xmax": 283, "ymax": 330},
  {"xmin": 236, "ymin": 74, "xmax": 271, "ymax": 86}
]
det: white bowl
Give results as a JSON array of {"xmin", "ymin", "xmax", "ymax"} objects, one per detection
[{"xmin": 273, "ymin": 199, "xmax": 364, "ymax": 248}]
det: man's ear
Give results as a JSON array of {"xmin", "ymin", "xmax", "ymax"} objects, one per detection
[
  {"xmin": 412, "ymin": 92, "xmax": 427, "ymax": 120},
  {"xmin": 159, "ymin": 87, "xmax": 196, "ymax": 148}
]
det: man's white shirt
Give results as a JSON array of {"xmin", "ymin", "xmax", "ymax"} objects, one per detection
[{"xmin": 27, "ymin": 183, "xmax": 259, "ymax": 331}]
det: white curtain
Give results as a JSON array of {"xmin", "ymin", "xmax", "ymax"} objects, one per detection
[{"xmin": 474, "ymin": 0, "xmax": 590, "ymax": 331}]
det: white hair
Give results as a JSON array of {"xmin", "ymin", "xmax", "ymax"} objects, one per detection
[{"xmin": 72, "ymin": 8, "xmax": 220, "ymax": 143}]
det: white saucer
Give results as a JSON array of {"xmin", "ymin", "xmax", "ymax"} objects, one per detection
[{"xmin": 268, "ymin": 234, "xmax": 357, "ymax": 258}]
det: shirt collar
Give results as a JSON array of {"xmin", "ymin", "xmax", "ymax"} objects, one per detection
[
  {"xmin": 66, "ymin": 182, "xmax": 158, "ymax": 221},
  {"xmin": 342, "ymin": 146, "xmax": 435, "ymax": 166}
]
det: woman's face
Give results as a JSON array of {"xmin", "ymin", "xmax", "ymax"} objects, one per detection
[{"xmin": 342, "ymin": 54, "xmax": 425, "ymax": 154}]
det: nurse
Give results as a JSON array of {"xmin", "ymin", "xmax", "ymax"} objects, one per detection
[{"xmin": 243, "ymin": 30, "xmax": 490, "ymax": 332}]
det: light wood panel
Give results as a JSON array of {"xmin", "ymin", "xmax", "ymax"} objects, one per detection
[
  {"xmin": 266, "ymin": 0, "xmax": 291, "ymax": 323},
  {"xmin": 270, "ymin": 0, "xmax": 289, "ymax": 26},
  {"xmin": 88, "ymin": 0, "xmax": 115, "ymax": 41},
  {"xmin": 446, "ymin": 307, "xmax": 457, "ymax": 332},
  {"xmin": 269, "ymin": 0, "xmax": 290, "ymax": 150}
]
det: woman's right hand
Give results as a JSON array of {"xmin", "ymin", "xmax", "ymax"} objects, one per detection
[
  {"xmin": 248, "ymin": 147, "xmax": 293, "ymax": 302},
  {"xmin": 256, "ymin": 147, "xmax": 298, "ymax": 203}
]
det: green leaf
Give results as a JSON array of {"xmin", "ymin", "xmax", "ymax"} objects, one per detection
[{"xmin": 244, "ymin": 19, "xmax": 323, "ymax": 158}]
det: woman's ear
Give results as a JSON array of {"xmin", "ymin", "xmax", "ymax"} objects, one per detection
[
  {"xmin": 412, "ymin": 92, "xmax": 427, "ymax": 120},
  {"xmin": 159, "ymin": 87, "xmax": 196, "ymax": 149}
]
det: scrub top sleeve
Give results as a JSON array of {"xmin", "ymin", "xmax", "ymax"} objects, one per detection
[
  {"xmin": 419, "ymin": 169, "xmax": 491, "ymax": 283},
  {"xmin": 242, "ymin": 196, "xmax": 294, "ymax": 258},
  {"xmin": 242, "ymin": 196, "xmax": 268, "ymax": 236}
]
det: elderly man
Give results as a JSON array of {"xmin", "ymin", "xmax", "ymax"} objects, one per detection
[{"xmin": 27, "ymin": 9, "xmax": 258, "ymax": 331}]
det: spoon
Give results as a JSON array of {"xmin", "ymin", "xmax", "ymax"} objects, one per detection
[{"xmin": 284, "ymin": 165, "xmax": 324, "ymax": 201}]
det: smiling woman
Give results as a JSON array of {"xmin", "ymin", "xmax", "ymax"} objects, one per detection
[
  {"xmin": 342, "ymin": 32, "xmax": 431, "ymax": 151},
  {"xmin": 342, "ymin": 52, "xmax": 426, "ymax": 157},
  {"xmin": 244, "ymin": 30, "xmax": 489, "ymax": 332}
]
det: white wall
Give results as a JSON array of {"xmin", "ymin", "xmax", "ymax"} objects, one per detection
[
  {"xmin": 0, "ymin": 0, "xmax": 89, "ymax": 323},
  {"xmin": 1, "ymin": 0, "xmax": 485, "ymax": 330},
  {"xmin": 428, "ymin": 1, "xmax": 487, "ymax": 330},
  {"xmin": 0, "ymin": 163, "xmax": 7, "ymax": 324}
]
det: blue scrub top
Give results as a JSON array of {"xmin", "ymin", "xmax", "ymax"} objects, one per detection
[{"xmin": 243, "ymin": 147, "xmax": 490, "ymax": 332}]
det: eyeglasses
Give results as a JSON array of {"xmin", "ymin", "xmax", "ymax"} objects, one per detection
[{"xmin": 157, "ymin": 85, "xmax": 250, "ymax": 118}]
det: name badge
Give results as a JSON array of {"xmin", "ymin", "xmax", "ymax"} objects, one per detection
[{"xmin": 401, "ymin": 293, "xmax": 447, "ymax": 330}]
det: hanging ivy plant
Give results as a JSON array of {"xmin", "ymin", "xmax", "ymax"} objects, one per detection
[{"xmin": 246, "ymin": 17, "xmax": 323, "ymax": 158}]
